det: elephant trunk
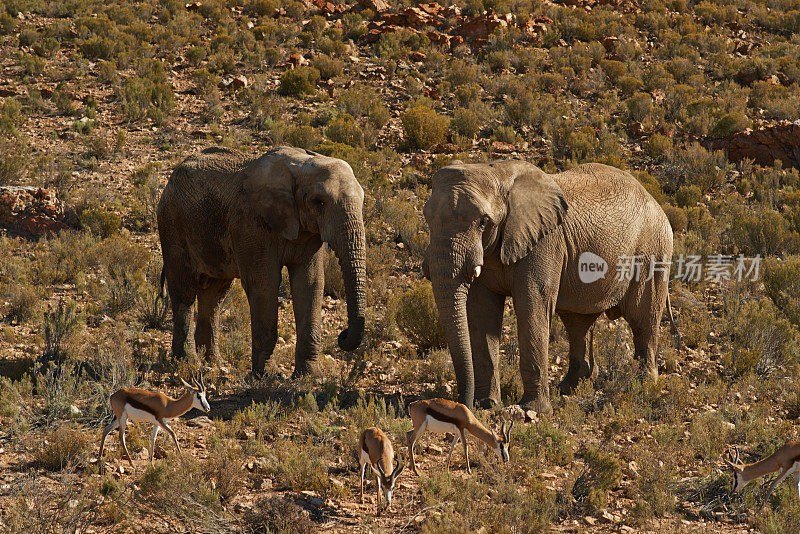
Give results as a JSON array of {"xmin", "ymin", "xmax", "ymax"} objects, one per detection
[
  {"xmin": 430, "ymin": 274, "xmax": 474, "ymax": 409},
  {"xmin": 333, "ymin": 212, "xmax": 366, "ymax": 352}
]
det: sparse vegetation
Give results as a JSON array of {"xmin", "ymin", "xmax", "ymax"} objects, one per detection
[{"xmin": 2, "ymin": 0, "xmax": 800, "ymax": 531}]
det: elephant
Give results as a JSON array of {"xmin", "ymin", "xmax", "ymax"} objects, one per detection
[
  {"xmin": 422, "ymin": 159, "xmax": 680, "ymax": 414},
  {"xmin": 157, "ymin": 146, "xmax": 366, "ymax": 377}
]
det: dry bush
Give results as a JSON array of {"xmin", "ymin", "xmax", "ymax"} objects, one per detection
[
  {"xmin": 203, "ymin": 447, "xmax": 245, "ymax": 504},
  {"xmin": 242, "ymin": 495, "xmax": 315, "ymax": 534},
  {"xmin": 35, "ymin": 426, "xmax": 92, "ymax": 470},
  {"xmin": 138, "ymin": 456, "xmax": 222, "ymax": 516},
  {"xmin": 388, "ymin": 280, "xmax": 445, "ymax": 353}
]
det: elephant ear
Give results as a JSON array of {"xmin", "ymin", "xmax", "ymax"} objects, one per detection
[
  {"xmin": 500, "ymin": 168, "xmax": 568, "ymax": 265},
  {"xmin": 243, "ymin": 156, "xmax": 300, "ymax": 241}
]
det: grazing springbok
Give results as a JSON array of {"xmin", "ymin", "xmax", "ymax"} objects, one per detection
[
  {"xmin": 359, "ymin": 427, "xmax": 404, "ymax": 511},
  {"xmin": 406, "ymin": 398, "xmax": 512, "ymax": 475},
  {"xmin": 98, "ymin": 375, "xmax": 210, "ymax": 468},
  {"xmin": 727, "ymin": 442, "xmax": 800, "ymax": 510}
]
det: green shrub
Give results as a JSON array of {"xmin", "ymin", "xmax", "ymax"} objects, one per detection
[
  {"xmin": 572, "ymin": 447, "xmax": 622, "ymax": 511},
  {"xmin": 401, "ymin": 105, "xmax": 449, "ymax": 151},
  {"xmin": 671, "ymin": 288, "xmax": 710, "ymax": 347},
  {"xmin": 80, "ymin": 206, "xmax": 121, "ymax": 238},
  {"xmin": 4, "ymin": 283, "xmax": 40, "ymax": 324},
  {"xmin": 727, "ymin": 208, "xmax": 800, "ymax": 257},
  {"xmin": 389, "ymin": 280, "xmax": 445, "ymax": 352},
  {"xmin": 711, "ymin": 112, "xmax": 751, "ymax": 137},
  {"xmin": 324, "ymin": 114, "xmax": 364, "ymax": 147},
  {"xmin": 666, "ymin": 143, "xmax": 728, "ymax": 193},
  {"xmin": 0, "ymin": 137, "xmax": 26, "ymax": 185},
  {"xmin": 763, "ymin": 256, "xmax": 800, "ymax": 326},
  {"xmin": 662, "ymin": 204, "xmax": 687, "ymax": 233},
  {"xmin": 600, "ymin": 59, "xmax": 627, "ymax": 83},
  {"xmin": 42, "ymin": 298, "xmax": 80, "ymax": 362},
  {"xmin": 312, "ymin": 54, "xmax": 343, "ymax": 80},
  {"xmin": 35, "ymin": 426, "xmax": 92, "ymax": 470},
  {"xmin": 285, "ymin": 124, "xmax": 321, "ymax": 150},
  {"xmin": 675, "ymin": 184, "xmax": 702, "ymax": 207},
  {"xmin": 725, "ymin": 297, "xmax": 800, "ymax": 376},
  {"xmin": 117, "ymin": 75, "xmax": 175, "ymax": 123},
  {"xmin": 451, "ymin": 107, "xmax": 481, "ymax": 139},
  {"xmin": 278, "ymin": 67, "xmax": 319, "ymax": 96}
]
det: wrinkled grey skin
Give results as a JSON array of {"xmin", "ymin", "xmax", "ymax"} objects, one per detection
[
  {"xmin": 157, "ymin": 146, "xmax": 366, "ymax": 377},
  {"xmin": 423, "ymin": 159, "xmax": 678, "ymax": 414}
]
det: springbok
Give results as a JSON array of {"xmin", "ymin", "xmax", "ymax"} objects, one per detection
[
  {"xmin": 727, "ymin": 442, "xmax": 800, "ymax": 510},
  {"xmin": 98, "ymin": 375, "xmax": 210, "ymax": 469},
  {"xmin": 359, "ymin": 427, "xmax": 404, "ymax": 511},
  {"xmin": 406, "ymin": 398, "xmax": 512, "ymax": 475}
]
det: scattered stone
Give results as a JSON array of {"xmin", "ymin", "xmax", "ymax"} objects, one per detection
[
  {"xmin": 186, "ymin": 416, "xmax": 214, "ymax": 428},
  {"xmin": 221, "ymin": 74, "xmax": 248, "ymax": 90},
  {"xmin": 0, "ymin": 186, "xmax": 76, "ymax": 239},
  {"xmin": 502, "ymin": 404, "xmax": 526, "ymax": 421},
  {"xmin": 358, "ymin": 0, "xmax": 391, "ymax": 12},
  {"xmin": 524, "ymin": 410, "xmax": 539, "ymax": 423}
]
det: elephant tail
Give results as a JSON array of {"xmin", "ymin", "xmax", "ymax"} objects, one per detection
[
  {"xmin": 158, "ymin": 268, "xmax": 167, "ymax": 300},
  {"xmin": 665, "ymin": 290, "xmax": 684, "ymax": 350}
]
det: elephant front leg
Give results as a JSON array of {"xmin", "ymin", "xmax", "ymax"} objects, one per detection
[
  {"xmin": 513, "ymin": 295, "xmax": 554, "ymax": 416},
  {"xmin": 288, "ymin": 250, "xmax": 324, "ymax": 377},
  {"xmin": 195, "ymin": 278, "xmax": 233, "ymax": 362},
  {"xmin": 169, "ymin": 283, "xmax": 197, "ymax": 362},
  {"xmin": 243, "ymin": 267, "xmax": 282, "ymax": 378},
  {"xmin": 467, "ymin": 283, "xmax": 505, "ymax": 409},
  {"xmin": 557, "ymin": 312, "xmax": 601, "ymax": 395}
]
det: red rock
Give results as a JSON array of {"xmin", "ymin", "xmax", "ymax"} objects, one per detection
[
  {"xmin": 409, "ymin": 51, "xmax": 426, "ymax": 62},
  {"xmin": 431, "ymin": 143, "xmax": 459, "ymax": 154},
  {"xmin": 221, "ymin": 75, "xmax": 248, "ymax": 90},
  {"xmin": 185, "ymin": 2, "xmax": 201, "ymax": 11},
  {"xmin": 0, "ymin": 186, "xmax": 76, "ymax": 239},
  {"xmin": 491, "ymin": 140, "xmax": 515, "ymax": 154},
  {"xmin": 289, "ymin": 53, "xmax": 309, "ymax": 67},
  {"xmin": 708, "ymin": 122, "xmax": 800, "ymax": 170},
  {"xmin": 602, "ymin": 36, "xmax": 619, "ymax": 52}
]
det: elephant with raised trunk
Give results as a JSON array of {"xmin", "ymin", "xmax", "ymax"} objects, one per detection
[
  {"xmin": 157, "ymin": 146, "xmax": 366, "ymax": 376},
  {"xmin": 423, "ymin": 159, "xmax": 680, "ymax": 414}
]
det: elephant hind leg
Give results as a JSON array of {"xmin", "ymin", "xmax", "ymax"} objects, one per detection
[
  {"xmin": 557, "ymin": 312, "xmax": 601, "ymax": 395},
  {"xmin": 195, "ymin": 278, "xmax": 233, "ymax": 362},
  {"xmin": 622, "ymin": 274, "xmax": 667, "ymax": 381}
]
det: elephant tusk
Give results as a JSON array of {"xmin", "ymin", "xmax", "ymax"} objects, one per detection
[{"xmin": 473, "ymin": 265, "xmax": 481, "ymax": 279}]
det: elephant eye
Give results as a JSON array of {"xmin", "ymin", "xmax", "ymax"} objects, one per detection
[
  {"xmin": 311, "ymin": 197, "xmax": 326, "ymax": 209},
  {"xmin": 479, "ymin": 215, "xmax": 490, "ymax": 229}
]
